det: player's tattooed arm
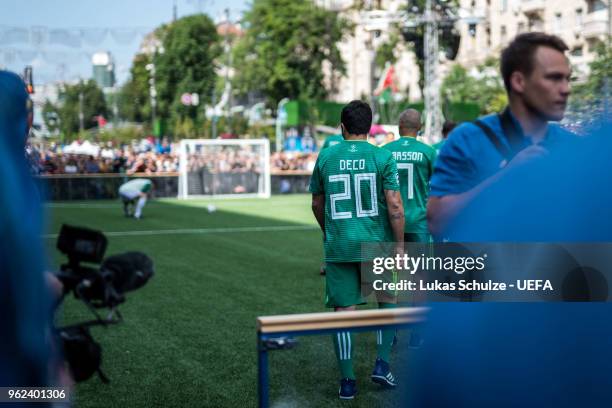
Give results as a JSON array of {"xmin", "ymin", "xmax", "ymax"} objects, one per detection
[
  {"xmin": 311, "ymin": 194, "xmax": 326, "ymax": 236},
  {"xmin": 384, "ymin": 189, "xmax": 405, "ymax": 255}
]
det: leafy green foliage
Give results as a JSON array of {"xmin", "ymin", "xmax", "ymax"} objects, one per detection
[
  {"xmin": 441, "ymin": 58, "xmax": 507, "ymax": 114},
  {"xmin": 232, "ymin": 0, "xmax": 349, "ymax": 104},
  {"xmin": 96, "ymin": 126, "xmax": 145, "ymax": 144},
  {"xmin": 43, "ymin": 80, "xmax": 108, "ymax": 140},
  {"xmin": 156, "ymin": 15, "xmax": 221, "ymax": 123},
  {"xmin": 118, "ymin": 16, "xmax": 220, "ymax": 137},
  {"xmin": 569, "ymin": 40, "xmax": 612, "ymax": 121},
  {"xmin": 42, "ymin": 100, "xmax": 60, "ymax": 133},
  {"xmin": 374, "ymin": 31, "xmax": 400, "ymax": 70},
  {"xmin": 118, "ymin": 53, "xmax": 152, "ymax": 123}
]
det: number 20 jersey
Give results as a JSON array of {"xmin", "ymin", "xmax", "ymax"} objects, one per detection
[{"xmin": 309, "ymin": 140, "xmax": 400, "ymax": 262}]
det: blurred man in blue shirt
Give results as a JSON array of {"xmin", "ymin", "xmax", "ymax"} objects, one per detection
[
  {"xmin": 0, "ymin": 70, "xmax": 53, "ymax": 388},
  {"xmin": 427, "ymin": 33, "xmax": 574, "ymax": 237}
]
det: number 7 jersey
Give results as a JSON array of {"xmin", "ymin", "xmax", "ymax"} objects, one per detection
[
  {"xmin": 383, "ymin": 137, "xmax": 436, "ymax": 233},
  {"xmin": 309, "ymin": 140, "xmax": 400, "ymax": 262}
]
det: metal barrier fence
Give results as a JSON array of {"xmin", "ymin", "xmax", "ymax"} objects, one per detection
[
  {"xmin": 38, "ymin": 173, "xmax": 180, "ymax": 201},
  {"xmin": 36, "ymin": 172, "xmax": 312, "ymax": 200},
  {"xmin": 270, "ymin": 170, "xmax": 311, "ymax": 194}
]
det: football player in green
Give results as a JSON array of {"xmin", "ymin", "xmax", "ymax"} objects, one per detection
[
  {"xmin": 322, "ymin": 133, "xmax": 344, "ymax": 149},
  {"xmin": 384, "ymin": 109, "xmax": 437, "ymax": 348},
  {"xmin": 310, "ymin": 100, "xmax": 405, "ymax": 399},
  {"xmin": 118, "ymin": 178, "xmax": 152, "ymax": 219},
  {"xmin": 318, "ymin": 133, "xmax": 345, "ymax": 276},
  {"xmin": 384, "ymin": 109, "xmax": 437, "ymax": 244}
]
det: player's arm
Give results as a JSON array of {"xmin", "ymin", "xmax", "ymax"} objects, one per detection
[
  {"xmin": 311, "ymin": 193, "xmax": 326, "ymax": 234},
  {"xmin": 385, "ymin": 189, "xmax": 405, "ymax": 255},
  {"xmin": 309, "ymin": 154, "xmax": 325, "ymax": 234},
  {"xmin": 381, "ymin": 153, "xmax": 404, "ymax": 254}
]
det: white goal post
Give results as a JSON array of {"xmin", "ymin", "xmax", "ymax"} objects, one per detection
[{"xmin": 178, "ymin": 138, "xmax": 271, "ymax": 199}]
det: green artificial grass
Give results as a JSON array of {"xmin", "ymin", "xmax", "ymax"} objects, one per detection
[{"xmin": 46, "ymin": 195, "xmax": 414, "ymax": 407}]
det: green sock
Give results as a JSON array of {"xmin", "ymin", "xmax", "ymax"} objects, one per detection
[
  {"xmin": 376, "ymin": 302, "xmax": 397, "ymax": 363},
  {"xmin": 333, "ymin": 331, "xmax": 355, "ymax": 380}
]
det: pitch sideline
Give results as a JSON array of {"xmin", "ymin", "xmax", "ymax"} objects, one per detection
[
  {"xmin": 42, "ymin": 224, "xmax": 318, "ymax": 239},
  {"xmin": 45, "ymin": 197, "xmax": 307, "ymax": 209}
]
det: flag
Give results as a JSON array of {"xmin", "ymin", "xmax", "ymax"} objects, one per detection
[{"xmin": 374, "ymin": 63, "xmax": 398, "ymax": 98}]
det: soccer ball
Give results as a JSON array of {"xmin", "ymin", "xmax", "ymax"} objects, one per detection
[{"xmin": 207, "ymin": 204, "xmax": 217, "ymax": 213}]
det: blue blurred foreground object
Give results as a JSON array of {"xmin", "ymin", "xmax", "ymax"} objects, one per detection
[
  {"xmin": 413, "ymin": 121, "xmax": 612, "ymax": 407},
  {"xmin": 446, "ymin": 120, "xmax": 612, "ymax": 242},
  {"xmin": 430, "ymin": 110, "xmax": 573, "ymax": 198},
  {"xmin": 0, "ymin": 70, "xmax": 52, "ymax": 387}
]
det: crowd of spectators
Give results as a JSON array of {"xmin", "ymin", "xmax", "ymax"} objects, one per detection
[
  {"xmin": 187, "ymin": 145, "xmax": 263, "ymax": 174},
  {"xmin": 24, "ymin": 119, "xmax": 588, "ymax": 177},
  {"xmin": 270, "ymin": 152, "xmax": 317, "ymax": 172},
  {"xmin": 30, "ymin": 137, "xmax": 320, "ymax": 176},
  {"xmin": 30, "ymin": 137, "xmax": 180, "ymax": 175}
]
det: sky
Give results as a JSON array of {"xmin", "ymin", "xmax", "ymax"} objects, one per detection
[{"xmin": 0, "ymin": 0, "xmax": 248, "ymax": 85}]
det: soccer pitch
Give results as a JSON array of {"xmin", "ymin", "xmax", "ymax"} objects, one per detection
[{"xmin": 46, "ymin": 195, "xmax": 411, "ymax": 407}]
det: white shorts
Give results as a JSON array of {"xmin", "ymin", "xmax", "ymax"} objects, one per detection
[{"xmin": 120, "ymin": 191, "xmax": 140, "ymax": 201}]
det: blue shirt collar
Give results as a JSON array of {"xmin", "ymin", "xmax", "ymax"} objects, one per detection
[{"xmin": 505, "ymin": 107, "xmax": 560, "ymax": 144}]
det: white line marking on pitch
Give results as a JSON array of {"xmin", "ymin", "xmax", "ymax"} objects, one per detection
[
  {"xmin": 42, "ymin": 225, "xmax": 317, "ymax": 239},
  {"xmin": 46, "ymin": 203, "xmax": 119, "ymax": 208},
  {"xmin": 46, "ymin": 200, "xmax": 307, "ymax": 209}
]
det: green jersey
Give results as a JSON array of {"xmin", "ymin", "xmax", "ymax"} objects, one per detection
[
  {"xmin": 432, "ymin": 139, "xmax": 446, "ymax": 156},
  {"xmin": 309, "ymin": 140, "xmax": 400, "ymax": 262},
  {"xmin": 384, "ymin": 137, "xmax": 436, "ymax": 233},
  {"xmin": 321, "ymin": 134, "xmax": 344, "ymax": 149}
]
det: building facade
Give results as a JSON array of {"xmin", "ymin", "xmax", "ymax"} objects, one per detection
[
  {"xmin": 92, "ymin": 51, "xmax": 116, "ymax": 89},
  {"xmin": 319, "ymin": 0, "xmax": 610, "ymax": 103},
  {"xmin": 317, "ymin": 0, "xmax": 423, "ymax": 103},
  {"xmin": 456, "ymin": 0, "xmax": 610, "ymax": 79}
]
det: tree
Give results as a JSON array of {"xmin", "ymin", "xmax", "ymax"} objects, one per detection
[
  {"xmin": 43, "ymin": 80, "xmax": 108, "ymax": 140},
  {"xmin": 232, "ymin": 0, "xmax": 349, "ymax": 104},
  {"xmin": 118, "ymin": 53, "xmax": 151, "ymax": 123},
  {"xmin": 569, "ymin": 40, "xmax": 612, "ymax": 122},
  {"xmin": 42, "ymin": 101, "xmax": 60, "ymax": 133},
  {"xmin": 120, "ymin": 16, "xmax": 221, "ymax": 136},
  {"xmin": 155, "ymin": 15, "xmax": 221, "ymax": 130},
  {"xmin": 374, "ymin": 31, "xmax": 400, "ymax": 70},
  {"xmin": 441, "ymin": 57, "xmax": 506, "ymax": 114}
]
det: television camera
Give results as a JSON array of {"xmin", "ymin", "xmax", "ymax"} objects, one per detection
[{"xmin": 54, "ymin": 224, "xmax": 154, "ymax": 383}]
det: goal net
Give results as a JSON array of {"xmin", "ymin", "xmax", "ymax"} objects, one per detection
[{"xmin": 178, "ymin": 139, "xmax": 271, "ymax": 199}]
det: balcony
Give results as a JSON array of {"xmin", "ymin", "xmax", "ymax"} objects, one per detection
[
  {"xmin": 521, "ymin": 0, "xmax": 545, "ymax": 16},
  {"xmin": 582, "ymin": 9, "xmax": 609, "ymax": 39}
]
